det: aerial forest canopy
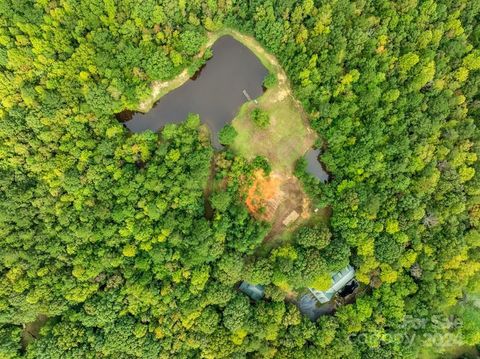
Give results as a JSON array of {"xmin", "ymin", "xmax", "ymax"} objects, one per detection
[{"xmin": 1, "ymin": 0, "xmax": 480, "ymax": 358}]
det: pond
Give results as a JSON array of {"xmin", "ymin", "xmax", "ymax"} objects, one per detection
[
  {"xmin": 305, "ymin": 149, "xmax": 329, "ymax": 182},
  {"xmin": 122, "ymin": 35, "xmax": 269, "ymax": 148}
]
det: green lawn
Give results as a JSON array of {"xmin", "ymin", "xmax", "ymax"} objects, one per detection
[{"xmin": 232, "ymin": 94, "xmax": 315, "ymax": 172}]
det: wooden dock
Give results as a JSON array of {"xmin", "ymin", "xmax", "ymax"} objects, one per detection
[{"xmin": 242, "ymin": 89, "xmax": 258, "ymax": 104}]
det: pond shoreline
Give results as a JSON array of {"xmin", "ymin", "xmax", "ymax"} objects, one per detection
[
  {"xmin": 121, "ymin": 34, "xmax": 268, "ymax": 148},
  {"xmin": 134, "ymin": 28, "xmax": 290, "ymax": 114}
]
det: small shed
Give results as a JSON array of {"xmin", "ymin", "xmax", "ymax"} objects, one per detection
[
  {"xmin": 239, "ymin": 282, "xmax": 265, "ymax": 301},
  {"xmin": 282, "ymin": 210, "xmax": 300, "ymax": 226},
  {"xmin": 309, "ymin": 265, "xmax": 355, "ymax": 304}
]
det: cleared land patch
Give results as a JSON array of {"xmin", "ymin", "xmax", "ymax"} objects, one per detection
[
  {"xmin": 228, "ymin": 30, "xmax": 322, "ymax": 242},
  {"xmin": 245, "ymin": 170, "xmax": 312, "ymax": 241}
]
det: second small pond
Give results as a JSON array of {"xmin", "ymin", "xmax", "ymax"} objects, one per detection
[
  {"xmin": 122, "ymin": 35, "xmax": 268, "ymax": 148},
  {"xmin": 305, "ymin": 149, "xmax": 329, "ymax": 182}
]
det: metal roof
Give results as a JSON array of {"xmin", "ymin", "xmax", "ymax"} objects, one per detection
[
  {"xmin": 239, "ymin": 282, "xmax": 265, "ymax": 301},
  {"xmin": 309, "ymin": 265, "xmax": 355, "ymax": 304}
]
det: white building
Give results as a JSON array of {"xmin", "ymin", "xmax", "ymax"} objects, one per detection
[{"xmin": 308, "ymin": 265, "xmax": 355, "ymax": 304}]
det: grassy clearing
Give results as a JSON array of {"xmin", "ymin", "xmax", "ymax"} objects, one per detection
[
  {"xmin": 223, "ymin": 29, "xmax": 327, "ymax": 244},
  {"xmin": 232, "ymin": 95, "xmax": 315, "ymax": 172},
  {"xmin": 228, "ymin": 31, "xmax": 316, "ymax": 172},
  {"xmin": 226, "ymin": 29, "xmax": 328, "ymax": 244}
]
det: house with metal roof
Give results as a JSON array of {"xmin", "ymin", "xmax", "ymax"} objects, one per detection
[
  {"xmin": 239, "ymin": 282, "xmax": 265, "ymax": 301},
  {"xmin": 308, "ymin": 265, "xmax": 356, "ymax": 304}
]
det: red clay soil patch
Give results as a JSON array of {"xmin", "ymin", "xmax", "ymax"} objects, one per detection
[
  {"xmin": 245, "ymin": 170, "xmax": 312, "ymax": 240},
  {"xmin": 245, "ymin": 170, "xmax": 282, "ymax": 220}
]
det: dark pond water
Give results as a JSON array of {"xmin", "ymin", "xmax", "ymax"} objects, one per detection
[
  {"xmin": 305, "ymin": 149, "xmax": 329, "ymax": 182},
  {"xmin": 122, "ymin": 35, "xmax": 268, "ymax": 148}
]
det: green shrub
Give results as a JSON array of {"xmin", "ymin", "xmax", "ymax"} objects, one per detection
[
  {"xmin": 263, "ymin": 73, "xmax": 277, "ymax": 88},
  {"xmin": 251, "ymin": 108, "xmax": 270, "ymax": 128},
  {"xmin": 252, "ymin": 155, "xmax": 271, "ymax": 175},
  {"xmin": 218, "ymin": 124, "xmax": 238, "ymax": 145}
]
